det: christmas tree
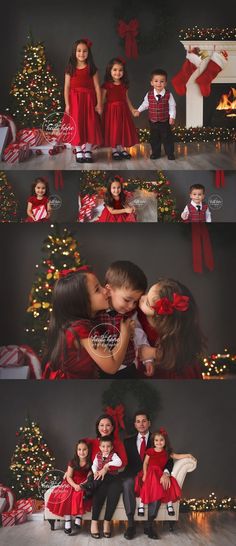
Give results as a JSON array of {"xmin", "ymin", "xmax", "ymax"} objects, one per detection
[
  {"xmin": 0, "ymin": 171, "xmax": 19, "ymax": 222},
  {"xmin": 8, "ymin": 32, "xmax": 62, "ymax": 128},
  {"xmin": 9, "ymin": 417, "xmax": 55, "ymax": 499},
  {"xmin": 25, "ymin": 224, "xmax": 83, "ymax": 354}
]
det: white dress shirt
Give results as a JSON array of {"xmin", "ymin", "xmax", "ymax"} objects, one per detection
[
  {"xmin": 136, "ymin": 431, "xmax": 150, "ymax": 454},
  {"xmin": 138, "ymin": 88, "xmax": 176, "ymax": 120},
  {"xmin": 92, "ymin": 451, "xmax": 122, "ymax": 473},
  {"xmin": 181, "ymin": 200, "xmax": 212, "ymax": 222}
]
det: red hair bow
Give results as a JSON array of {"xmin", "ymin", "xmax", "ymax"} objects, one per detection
[
  {"xmin": 151, "ymin": 293, "xmax": 190, "ymax": 315},
  {"xmin": 105, "ymin": 404, "xmax": 125, "ymax": 439},
  {"xmin": 82, "ymin": 38, "xmax": 93, "ymax": 48},
  {"xmin": 159, "ymin": 427, "xmax": 167, "ymax": 437},
  {"xmin": 114, "ymin": 175, "xmax": 124, "ymax": 184},
  {"xmin": 59, "ymin": 265, "xmax": 90, "ymax": 279},
  {"xmin": 116, "ymin": 56, "xmax": 126, "ymax": 65}
]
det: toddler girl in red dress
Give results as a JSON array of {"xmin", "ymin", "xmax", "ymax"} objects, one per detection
[
  {"xmin": 97, "ymin": 175, "xmax": 136, "ymax": 223},
  {"xmin": 47, "ymin": 439, "xmax": 92, "ymax": 534},
  {"xmin": 64, "ymin": 39, "xmax": 103, "ymax": 163},
  {"xmin": 26, "ymin": 178, "xmax": 51, "ymax": 222},
  {"xmin": 102, "ymin": 57, "xmax": 139, "ymax": 160}
]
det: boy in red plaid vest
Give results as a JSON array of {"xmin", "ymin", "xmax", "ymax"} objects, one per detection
[
  {"xmin": 181, "ymin": 184, "xmax": 211, "ymax": 222},
  {"xmin": 134, "ymin": 69, "xmax": 176, "ymax": 160},
  {"xmin": 96, "ymin": 261, "xmax": 156, "ymax": 378}
]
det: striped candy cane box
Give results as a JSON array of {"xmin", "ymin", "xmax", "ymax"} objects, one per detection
[
  {"xmin": 3, "ymin": 142, "xmax": 30, "ymax": 163},
  {"xmin": 0, "ymin": 345, "xmax": 25, "ymax": 367},
  {"xmin": 17, "ymin": 128, "xmax": 43, "ymax": 147}
]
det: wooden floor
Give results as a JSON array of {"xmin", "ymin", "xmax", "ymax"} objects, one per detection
[
  {"xmin": 1, "ymin": 142, "xmax": 236, "ymax": 171},
  {"xmin": 1, "ymin": 512, "xmax": 235, "ymax": 545}
]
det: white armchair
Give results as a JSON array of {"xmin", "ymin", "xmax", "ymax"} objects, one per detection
[{"xmin": 44, "ymin": 456, "xmax": 197, "ymax": 531}]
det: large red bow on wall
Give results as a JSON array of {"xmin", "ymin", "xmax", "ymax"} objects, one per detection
[
  {"xmin": 117, "ymin": 19, "xmax": 139, "ymax": 59},
  {"xmin": 191, "ymin": 224, "xmax": 214, "ymax": 273},
  {"xmin": 215, "ymin": 170, "xmax": 225, "ymax": 188},
  {"xmin": 105, "ymin": 404, "xmax": 125, "ymax": 439},
  {"xmin": 54, "ymin": 170, "xmax": 64, "ymax": 190}
]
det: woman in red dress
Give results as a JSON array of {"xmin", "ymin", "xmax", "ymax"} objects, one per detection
[
  {"xmin": 25, "ymin": 178, "xmax": 51, "ymax": 223},
  {"xmin": 47, "ymin": 439, "xmax": 92, "ymax": 534},
  {"xmin": 138, "ymin": 278, "xmax": 205, "ymax": 379},
  {"xmin": 42, "ymin": 267, "xmax": 134, "ymax": 379},
  {"xmin": 102, "ymin": 57, "xmax": 139, "ymax": 160},
  {"xmin": 63, "ymin": 39, "xmax": 103, "ymax": 163},
  {"xmin": 97, "ymin": 175, "xmax": 136, "ymax": 223}
]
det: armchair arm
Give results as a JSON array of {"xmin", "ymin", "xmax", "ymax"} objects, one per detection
[{"xmin": 171, "ymin": 457, "xmax": 197, "ymax": 488}]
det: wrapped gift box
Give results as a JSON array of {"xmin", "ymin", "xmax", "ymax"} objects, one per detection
[
  {"xmin": 3, "ymin": 142, "xmax": 31, "ymax": 163},
  {"xmin": 17, "ymin": 128, "xmax": 43, "ymax": 147},
  {"xmin": 0, "ymin": 366, "xmax": 30, "ymax": 379},
  {"xmin": 15, "ymin": 509, "xmax": 27, "ymax": 525},
  {"xmin": 0, "ymin": 127, "xmax": 9, "ymax": 160},
  {"xmin": 15, "ymin": 498, "xmax": 33, "ymax": 515},
  {"xmin": 0, "ymin": 345, "xmax": 25, "ymax": 367},
  {"xmin": 2, "ymin": 510, "xmax": 16, "ymax": 527}
]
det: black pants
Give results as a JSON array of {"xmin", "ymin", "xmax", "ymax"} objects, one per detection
[
  {"xmin": 92, "ymin": 474, "xmax": 122, "ymax": 521},
  {"xmin": 122, "ymin": 475, "xmax": 161, "ymax": 524},
  {"xmin": 99, "ymin": 363, "xmax": 137, "ymax": 379},
  {"xmin": 149, "ymin": 120, "xmax": 174, "ymax": 157}
]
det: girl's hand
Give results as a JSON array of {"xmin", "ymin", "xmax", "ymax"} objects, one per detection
[
  {"xmin": 74, "ymin": 484, "xmax": 81, "ymax": 492},
  {"xmin": 95, "ymin": 468, "xmax": 107, "ymax": 480},
  {"xmin": 65, "ymin": 105, "xmax": 70, "ymax": 115},
  {"xmin": 142, "ymin": 474, "xmax": 146, "ymax": 482},
  {"xmin": 133, "ymin": 110, "xmax": 140, "ymax": 117},
  {"xmin": 125, "ymin": 206, "xmax": 133, "ymax": 214},
  {"xmin": 95, "ymin": 104, "xmax": 103, "ymax": 115},
  {"xmin": 144, "ymin": 362, "xmax": 155, "ymax": 377},
  {"xmin": 169, "ymin": 117, "xmax": 175, "ymax": 126}
]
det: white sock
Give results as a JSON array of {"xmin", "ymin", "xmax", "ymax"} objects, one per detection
[
  {"xmin": 75, "ymin": 516, "xmax": 82, "ymax": 526},
  {"xmin": 85, "ymin": 143, "xmax": 92, "ymax": 152},
  {"xmin": 112, "ymin": 147, "xmax": 119, "ymax": 153},
  {"xmin": 64, "ymin": 517, "xmax": 71, "ymax": 529},
  {"xmin": 167, "ymin": 502, "xmax": 173, "ymax": 509}
]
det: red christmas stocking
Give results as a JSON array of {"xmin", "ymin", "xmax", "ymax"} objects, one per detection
[
  {"xmin": 195, "ymin": 51, "xmax": 228, "ymax": 97},
  {"xmin": 172, "ymin": 50, "xmax": 202, "ymax": 95}
]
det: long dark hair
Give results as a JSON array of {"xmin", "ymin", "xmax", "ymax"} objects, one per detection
[
  {"xmin": 71, "ymin": 439, "xmax": 91, "ymax": 470},
  {"xmin": 95, "ymin": 414, "xmax": 115, "ymax": 439},
  {"xmin": 151, "ymin": 279, "xmax": 206, "ymax": 371},
  {"xmin": 151, "ymin": 429, "xmax": 173, "ymax": 456},
  {"xmin": 104, "ymin": 175, "xmax": 126, "ymax": 208},
  {"xmin": 66, "ymin": 39, "xmax": 97, "ymax": 77},
  {"xmin": 31, "ymin": 177, "xmax": 49, "ymax": 197},
  {"xmin": 104, "ymin": 57, "xmax": 129, "ymax": 86},
  {"xmin": 42, "ymin": 270, "xmax": 92, "ymax": 370}
]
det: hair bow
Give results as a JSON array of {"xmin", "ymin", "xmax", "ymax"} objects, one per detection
[
  {"xmin": 82, "ymin": 38, "xmax": 93, "ymax": 48},
  {"xmin": 59, "ymin": 265, "xmax": 90, "ymax": 279},
  {"xmin": 114, "ymin": 175, "xmax": 124, "ymax": 184},
  {"xmin": 159, "ymin": 427, "xmax": 168, "ymax": 437},
  {"xmin": 116, "ymin": 56, "xmax": 126, "ymax": 65},
  {"xmin": 151, "ymin": 293, "xmax": 190, "ymax": 315}
]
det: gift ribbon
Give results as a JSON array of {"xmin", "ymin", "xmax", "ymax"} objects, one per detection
[
  {"xmin": 215, "ymin": 170, "xmax": 225, "ymax": 188},
  {"xmin": 191, "ymin": 224, "xmax": 214, "ymax": 273},
  {"xmin": 117, "ymin": 19, "xmax": 139, "ymax": 59},
  {"xmin": 54, "ymin": 170, "xmax": 64, "ymax": 190}
]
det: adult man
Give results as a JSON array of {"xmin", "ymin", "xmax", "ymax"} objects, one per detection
[{"xmin": 122, "ymin": 411, "xmax": 173, "ymax": 539}]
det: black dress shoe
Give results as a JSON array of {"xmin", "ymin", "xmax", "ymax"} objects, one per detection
[
  {"xmin": 144, "ymin": 524, "xmax": 159, "ymax": 539},
  {"xmin": 150, "ymin": 153, "xmax": 161, "ymax": 160},
  {"xmin": 84, "ymin": 152, "xmax": 93, "ymax": 163},
  {"xmin": 112, "ymin": 151, "xmax": 120, "ymax": 160},
  {"xmin": 124, "ymin": 526, "xmax": 136, "ymax": 539},
  {"xmin": 167, "ymin": 155, "xmax": 175, "ymax": 160}
]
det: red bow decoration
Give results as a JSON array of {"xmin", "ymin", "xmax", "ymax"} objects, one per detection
[
  {"xmin": 191, "ymin": 224, "xmax": 214, "ymax": 273},
  {"xmin": 159, "ymin": 427, "xmax": 168, "ymax": 437},
  {"xmin": 105, "ymin": 404, "xmax": 125, "ymax": 439},
  {"xmin": 116, "ymin": 56, "xmax": 126, "ymax": 65},
  {"xmin": 215, "ymin": 170, "xmax": 225, "ymax": 188},
  {"xmin": 59, "ymin": 265, "xmax": 90, "ymax": 279},
  {"xmin": 81, "ymin": 38, "xmax": 93, "ymax": 48},
  {"xmin": 54, "ymin": 170, "xmax": 64, "ymax": 190},
  {"xmin": 151, "ymin": 293, "xmax": 190, "ymax": 315},
  {"xmin": 117, "ymin": 19, "xmax": 139, "ymax": 59},
  {"xmin": 114, "ymin": 175, "xmax": 124, "ymax": 184}
]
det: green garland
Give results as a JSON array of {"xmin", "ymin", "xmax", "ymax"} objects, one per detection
[
  {"xmin": 114, "ymin": 0, "xmax": 172, "ymax": 55},
  {"xmin": 102, "ymin": 380, "xmax": 161, "ymax": 434},
  {"xmin": 139, "ymin": 127, "xmax": 236, "ymax": 143},
  {"xmin": 179, "ymin": 27, "xmax": 236, "ymax": 41}
]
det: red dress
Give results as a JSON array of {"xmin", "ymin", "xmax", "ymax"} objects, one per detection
[
  {"xmin": 43, "ymin": 320, "xmax": 100, "ymax": 379},
  {"xmin": 47, "ymin": 462, "xmax": 92, "ymax": 516},
  {"xmin": 97, "ymin": 198, "xmax": 136, "ymax": 223},
  {"xmin": 136, "ymin": 449, "xmax": 181, "ymax": 504},
  {"xmin": 63, "ymin": 66, "xmax": 103, "ymax": 146},
  {"xmin": 137, "ymin": 309, "xmax": 202, "ymax": 379},
  {"xmin": 102, "ymin": 82, "xmax": 139, "ymax": 147},
  {"xmin": 25, "ymin": 196, "xmax": 49, "ymax": 222}
]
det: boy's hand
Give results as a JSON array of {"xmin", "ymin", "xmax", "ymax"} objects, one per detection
[
  {"xmin": 95, "ymin": 104, "xmax": 103, "ymax": 115},
  {"xmin": 181, "ymin": 211, "xmax": 189, "ymax": 221},
  {"xmin": 169, "ymin": 117, "xmax": 175, "ymax": 126},
  {"xmin": 133, "ymin": 109, "xmax": 140, "ymax": 117},
  {"xmin": 144, "ymin": 361, "xmax": 155, "ymax": 377}
]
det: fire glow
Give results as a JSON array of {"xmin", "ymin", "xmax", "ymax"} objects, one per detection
[{"xmin": 216, "ymin": 88, "xmax": 236, "ymax": 117}]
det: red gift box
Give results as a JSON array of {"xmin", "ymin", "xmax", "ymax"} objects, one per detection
[
  {"xmin": 15, "ymin": 509, "xmax": 27, "ymax": 525},
  {"xmin": 17, "ymin": 128, "xmax": 43, "ymax": 147},
  {"xmin": 3, "ymin": 142, "xmax": 31, "ymax": 163},
  {"xmin": 0, "ymin": 346, "xmax": 25, "ymax": 368},
  {"xmin": 15, "ymin": 498, "xmax": 33, "ymax": 514},
  {"xmin": 2, "ymin": 510, "xmax": 16, "ymax": 527},
  {"xmin": 79, "ymin": 195, "xmax": 97, "ymax": 222}
]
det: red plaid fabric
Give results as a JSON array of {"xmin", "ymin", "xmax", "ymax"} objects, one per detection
[
  {"xmin": 96, "ymin": 451, "xmax": 117, "ymax": 471},
  {"xmin": 147, "ymin": 90, "xmax": 170, "ymax": 122},
  {"xmin": 96, "ymin": 310, "xmax": 135, "ymax": 367},
  {"xmin": 187, "ymin": 203, "xmax": 208, "ymax": 222}
]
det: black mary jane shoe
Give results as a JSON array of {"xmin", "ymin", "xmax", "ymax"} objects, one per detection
[
  {"xmin": 112, "ymin": 151, "xmax": 121, "ymax": 160},
  {"xmin": 84, "ymin": 151, "xmax": 93, "ymax": 163},
  {"xmin": 74, "ymin": 516, "xmax": 82, "ymax": 529},
  {"xmin": 167, "ymin": 506, "xmax": 175, "ymax": 516},
  {"xmin": 64, "ymin": 526, "xmax": 72, "ymax": 535},
  {"xmin": 138, "ymin": 507, "xmax": 145, "ymax": 516},
  {"xmin": 76, "ymin": 153, "xmax": 84, "ymax": 163},
  {"xmin": 119, "ymin": 150, "xmax": 131, "ymax": 159}
]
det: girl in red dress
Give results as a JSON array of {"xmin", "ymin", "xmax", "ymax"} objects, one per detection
[
  {"xmin": 26, "ymin": 178, "xmax": 51, "ymax": 222},
  {"xmin": 64, "ymin": 39, "xmax": 103, "ymax": 163},
  {"xmin": 135, "ymin": 428, "xmax": 195, "ymax": 516},
  {"xmin": 47, "ymin": 439, "xmax": 92, "ymax": 534},
  {"xmin": 138, "ymin": 278, "xmax": 205, "ymax": 379},
  {"xmin": 97, "ymin": 175, "xmax": 136, "ymax": 223},
  {"xmin": 102, "ymin": 57, "xmax": 139, "ymax": 160},
  {"xmin": 42, "ymin": 267, "xmax": 134, "ymax": 379}
]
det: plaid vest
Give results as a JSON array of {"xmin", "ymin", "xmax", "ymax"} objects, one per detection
[
  {"xmin": 95, "ymin": 310, "xmax": 135, "ymax": 368},
  {"xmin": 147, "ymin": 90, "xmax": 170, "ymax": 122},
  {"xmin": 187, "ymin": 202, "xmax": 208, "ymax": 222},
  {"xmin": 96, "ymin": 450, "xmax": 117, "ymax": 473}
]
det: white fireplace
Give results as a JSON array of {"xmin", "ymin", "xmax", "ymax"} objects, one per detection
[{"xmin": 181, "ymin": 41, "xmax": 236, "ymax": 127}]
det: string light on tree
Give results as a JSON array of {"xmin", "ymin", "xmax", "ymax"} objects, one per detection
[
  {"xmin": 181, "ymin": 492, "xmax": 236, "ymax": 512},
  {"xmin": 139, "ymin": 127, "xmax": 236, "ymax": 144},
  {"xmin": 179, "ymin": 27, "xmax": 236, "ymax": 41},
  {"xmin": 201, "ymin": 349, "xmax": 236, "ymax": 377},
  {"xmin": 0, "ymin": 171, "xmax": 18, "ymax": 222}
]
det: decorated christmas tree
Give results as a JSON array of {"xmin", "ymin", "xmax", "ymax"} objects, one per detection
[
  {"xmin": 9, "ymin": 417, "xmax": 55, "ymax": 499},
  {"xmin": 25, "ymin": 224, "xmax": 83, "ymax": 354},
  {"xmin": 0, "ymin": 171, "xmax": 19, "ymax": 222},
  {"xmin": 7, "ymin": 32, "xmax": 62, "ymax": 128}
]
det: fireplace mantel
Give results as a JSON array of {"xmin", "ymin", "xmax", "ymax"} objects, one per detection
[{"xmin": 180, "ymin": 40, "xmax": 236, "ymax": 127}]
